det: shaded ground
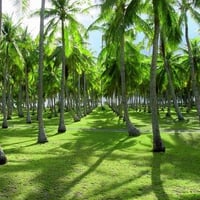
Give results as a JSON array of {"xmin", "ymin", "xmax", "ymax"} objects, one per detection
[{"xmin": 0, "ymin": 106, "xmax": 200, "ymax": 200}]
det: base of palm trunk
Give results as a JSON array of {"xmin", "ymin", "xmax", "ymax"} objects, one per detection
[
  {"xmin": 18, "ymin": 113, "xmax": 24, "ymax": 118},
  {"xmin": 153, "ymin": 139, "xmax": 165, "ymax": 152},
  {"xmin": 165, "ymin": 112, "xmax": 171, "ymax": 118},
  {"xmin": 37, "ymin": 133, "xmax": 48, "ymax": 143},
  {"xmin": 7, "ymin": 116, "xmax": 12, "ymax": 120},
  {"xmin": 26, "ymin": 115, "xmax": 32, "ymax": 124},
  {"xmin": 58, "ymin": 125, "xmax": 66, "ymax": 133},
  {"xmin": 26, "ymin": 119, "xmax": 32, "ymax": 124},
  {"xmin": 2, "ymin": 122, "xmax": 8, "ymax": 129},
  {"xmin": 73, "ymin": 115, "xmax": 81, "ymax": 122},
  {"xmin": 0, "ymin": 150, "xmax": 7, "ymax": 165},
  {"xmin": 128, "ymin": 123, "xmax": 140, "ymax": 137},
  {"xmin": 178, "ymin": 116, "xmax": 185, "ymax": 121},
  {"xmin": 37, "ymin": 138, "xmax": 48, "ymax": 143}
]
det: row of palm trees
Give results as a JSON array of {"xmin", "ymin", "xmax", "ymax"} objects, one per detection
[
  {"xmin": 0, "ymin": 0, "xmax": 200, "ymax": 153},
  {"xmin": 95, "ymin": 0, "xmax": 200, "ymax": 152}
]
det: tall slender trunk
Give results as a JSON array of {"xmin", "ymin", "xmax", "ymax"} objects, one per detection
[
  {"xmin": 165, "ymin": 86, "xmax": 171, "ymax": 117},
  {"xmin": 83, "ymin": 73, "xmax": 87, "ymax": 116},
  {"xmin": 165, "ymin": 62, "xmax": 184, "ymax": 120},
  {"xmin": 150, "ymin": 0, "xmax": 165, "ymax": 152},
  {"xmin": 25, "ymin": 64, "xmax": 31, "ymax": 123},
  {"xmin": 77, "ymin": 74, "xmax": 82, "ymax": 117},
  {"xmin": 0, "ymin": 0, "xmax": 7, "ymax": 165},
  {"xmin": 17, "ymin": 84, "xmax": 24, "ymax": 117},
  {"xmin": 7, "ymin": 84, "xmax": 13, "ymax": 120},
  {"xmin": 184, "ymin": 13, "xmax": 200, "ymax": 120},
  {"xmin": 37, "ymin": 0, "xmax": 48, "ymax": 143},
  {"xmin": 160, "ymin": 36, "xmax": 184, "ymax": 121},
  {"xmin": 119, "ymin": 4, "xmax": 140, "ymax": 137},
  {"xmin": 0, "ymin": 0, "xmax": 1, "ymax": 35},
  {"xmin": 58, "ymin": 19, "xmax": 66, "ymax": 133},
  {"xmin": 2, "ymin": 45, "xmax": 8, "ymax": 128}
]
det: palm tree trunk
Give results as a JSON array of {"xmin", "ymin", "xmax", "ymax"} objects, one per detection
[
  {"xmin": 165, "ymin": 62, "xmax": 184, "ymax": 120},
  {"xmin": 166, "ymin": 86, "xmax": 171, "ymax": 117},
  {"xmin": 7, "ymin": 84, "xmax": 13, "ymax": 120},
  {"xmin": 184, "ymin": 13, "xmax": 200, "ymax": 121},
  {"xmin": 25, "ymin": 64, "xmax": 31, "ymax": 123},
  {"xmin": 119, "ymin": 4, "xmax": 140, "ymax": 136},
  {"xmin": 0, "ymin": 148, "xmax": 7, "ymax": 165},
  {"xmin": 0, "ymin": 0, "xmax": 1, "ymax": 34},
  {"xmin": 17, "ymin": 84, "xmax": 24, "ymax": 117},
  {"xmin": 58, "ymin": 19, "xmax": 66, "ymax": 133},
  {"xmin": 160, "ymin": 36, "xmax": 184, "ymax": 121},
  {"xmin": 150, "ymin": 0, "xmax": 165, "ymax": 152},
  {"xmin": 37, "ymin": 0, "xmax": 48, "ymax": 143},
  {"xmin": 83, "ymin": 73, "xmax": 87, "ymax": 116},
  {"xmin": 77, "ymin": 74, "xmax": 82, "ymax": 117},
  {"xmin": 0, "ymin": 0, "xmax": 7, "ymax": 164},
  {"xmin": 2, "ymin": 46, "xmax": 8, "ymax": 128}
]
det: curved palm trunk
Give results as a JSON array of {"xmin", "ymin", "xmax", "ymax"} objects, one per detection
[
  {"xmin": 165, "ymin": 86, "xmax": 171, "ymax": 117},
  {"xmin": 83, "ymin": 73, "xmax": 88, "ymax": 116},
  {"xmin": 165, "ymin": 62, "xmax": 184, "ymax": 120},
  {"xmin": 160, "ymin": 37, "xmax": 184, "ymax": 121},
  {"xmin": 0, "ymin": 148, "xmax": 7, "ymax": 165},
  {"xmin": 0, "ymin": 0, "xmax": 7, "ymax": 164},
  {"xmin": 150, "ymin": 0, "xmax": 165, "ymax": 152},
  {"xmin": 2, "ymin": 46, "xmax": 8, "ymax": 128},
  {"xmin": 77, "ymin": 74, "xmax": 82, "ymax": 117},
  {"xmin": 7, "ymin": 84, "xmax": 13, "ymax": 119},
  {"xmin": 1, "ymin": 76, "xmax": 7, "ymax": 128},
  {"xmin": 17, "ymin": 84, "xmax": 24, "ymax": 117},
  {"xmin": 37, "ymin": 0, "xmax": 48, "ymax": 143},
  {"xmin": 119, "ymin": 5, "xmax": 140, "ymax": 136},
  {"xmin": 184, "ymin": 13, "xmax": 200, "ymax": 121},
  {"xmin": 58, "ymin": 19, "xmax": 66, "ymax": 133},
  {"xmin": 25, "ymin": 64, "xmax": 31, "ymax": 123}
]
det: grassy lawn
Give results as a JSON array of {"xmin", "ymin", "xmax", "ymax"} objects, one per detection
[{"xmin": 0, "ymin": 106, "xmax": 200, "ymax": 200}]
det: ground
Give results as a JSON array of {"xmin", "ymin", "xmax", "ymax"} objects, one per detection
[{"xmin": 0, "ymin": 106, "xmax": 200, "ymax": 200}]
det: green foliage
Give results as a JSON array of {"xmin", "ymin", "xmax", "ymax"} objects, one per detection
[{"xmin": 0, "ymin": 107, "xmax": 200, "ymax": 199}]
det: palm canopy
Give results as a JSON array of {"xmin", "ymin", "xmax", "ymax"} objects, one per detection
[
  {"xmin": 43, "ymin": 0, "xmax": 86, "ymax": 52},
  {"xmin": 1, "ymin": 14, "xmax": 24, "ymax": 72}
]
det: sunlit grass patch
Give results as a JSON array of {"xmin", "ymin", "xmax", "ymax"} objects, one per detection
[{"xmin": 0, "ymin": 106, "xmax": 200, "ymax": 199}]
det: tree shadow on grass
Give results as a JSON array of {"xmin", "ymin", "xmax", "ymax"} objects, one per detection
[
  {"xmin": 0, "ymin": 175, "xmax": 18, "ymax": 199},
  {"xmin": 80, "ymin": 107, "xmax": 126, "ymax": 130},
  {"xmin": 62, "ymin": 136, "xmax": 131, "ymax": 191},
  {"xmin": 21, "ymin": 133, "xmax": 139, "ymax": 200},
  {"xmin": 129, "ymin": 109, "xmax": 200, "ymax": 134},
  {"xmin": 3, "ymin": 106, "xmax": 200, "ymax": 199},
  {"xmin": 0, "ymin": 106, "xmax": 149, "ymax": 199},
  {"xmin": 151, "ymin": 153, "xmax": 169, "ymax": 200},
  {"xmin": 147, "ymin": 132, "xmax": 200, "ymax": 198}
]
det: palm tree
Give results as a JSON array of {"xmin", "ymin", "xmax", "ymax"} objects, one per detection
[
  {"xmin": 119, "ymin": 3, "xmax": 140, "ymax": 136},
  {"xmin": 157, "ymin": 50, "xmax": 186, "ymax": 118},
  {"xmin": 14, "ymin": 0, "xmax": 30, "ymax": 17},
  {"xmin": 98, "ymin": 0, "xmax": 142, "ymax": 136},
  {"xmin": 43, "ymin": 0, "xmax": 87, "ymax": 133},
  {"xmin": 20, "ymin": 28, "xmax": 37, "ymax": 123},
  {"xmin": 0, "ymin": 148, "xmax": 7, "ymax": 165},
  {"xmin": 1, "ymin": 15, "xmax": 24, "ymax": 128},
  {"xmin": 0, "ymin": 0, "xmax": 2, "ymax": 34},
  {"xmin": 180, "ymin": 38, "xmax": 200, "ymax": 112},
  {"xmin": 159, "ymin": 8, "xmax": 184, "ymax": 121},
  {"xmin": 0, "ymin": 0, "xmax": 7, "ymax": 165},
  {"xmin": 149, "ymin": 0, "xmax": 166, "ymax": 152},
  {"xmin": 37, "ymin": 0, "xmax": 48, "ymax": 143},
  {"xmin": 179, "ymin": 0, "xmax": 200, "ymax": 120},
  {"xmin": 1, "ymin": 13, "xmax": 7, "ymax": 128}
]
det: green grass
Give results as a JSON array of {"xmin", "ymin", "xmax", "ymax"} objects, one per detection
[{"xmin": 0, "ymin": 106, "xmax": 200, "ymax": 200}]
